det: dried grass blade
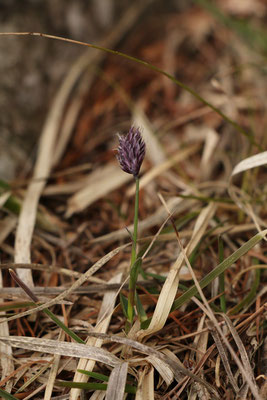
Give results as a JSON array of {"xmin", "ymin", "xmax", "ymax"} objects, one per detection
[
  {"xmin": 16, "ymin": 362, "xmax": 51, "ymax": 395},
  {"xmin": 194, "ymin": 315, "xmax": 208, "ymax": 363},
  {"xmin": 14, "ymin": 64, "xmax": 79, "ymax": 286},
  {"xmin": 228, "ymin": 151, "xmax": 267, "ymax": 232},
  {"xmin": 136, "ymin": 366, "xmax": 154, "ymax": 400},
  {"xmin": 0, "ymin": 271, "xmax": 13, "ymax": 393},
  {"xmin": 135, "ymin": 368, "xmax": 146, "ymax": 400},
  {"xmin": 0, "ymin": 192, "xmax": 11, "ymax": 208},
  {"xmin": 189, "ymin": 316, "xmax": 210, "ymax": 399},
  {"xmin": 238, "ymin": 382, "xmax": 250, "ymax": 400},
  {"xmin": 231, "ymin": 151, "xmax": 267, "ymax": 176},
  {"xmin": 49, "ymin": 0, "xmax": 154, "ymax": 166},
  {"xmin": 127, "ymin": 143, "xmax": 200, "ymax": 197},
  {"xmin": 0, "ymin": 243, "xmax": 129, "ymax": 324},
  {"xmin": 133, "ymin": 108, "xmax": 166, "ymax": 165},
  {"xmin": 84, "ymin": 332, "xmax": 220, "ymax": 398},
  {"xmin": 222, "ymin": 314, "xmax": 257, "ymax": 387},
  {"xmin": 0, "ymin": 31, "xmax": 256, "ymax": 147},
  {"xmin": 147, "ymin": 355, "xmax": 173, "ymax": 386},
  {"xmin": 50, "ymin": 57, "xmax": 96, "ymax": 167},
  {"xmin": 0, "ymin": 217, "xmax": 17, "ymax": 246},
  {"xmin": 44, "ymin": 330, "xmax": 65, "ymax": 400},
  {"xmin": 90, "ymin": 392, "xmax": 105, "ymax": 400},
  {"xmin": 215, "ymin": 355, "xmax": 221, "ymax": 388},
  {"xmin": 193, "ymin": 291, "xmax": 261, "ymax": 399},
  {"xmin": 90, "ymin": 197, "xmax": 188, "ymax": 244},
  {"xmin": 0, "ymin": 218, "xmax": 17, "ymax": 394},
  {"xmin": 44, "ymin": 179, "xmax": 88, "ymax": 196},
  {"xmin": 66, "ymin": 164, "xmax": 130, "ymax": 217},
  {"xmin": 70, "ymin": 273, "xmax": 122, "ymax": 400},
  {"xmin": 206, "ymin": 320, "xmax": 239, "ymax": 393},
  {"xmin": 200, "ymin": 128, "xmax": 219, "ymax": 176},
  {"xmin": 138, "ymin": 202, "xmax": 216, "ymax": 339},
  {"xmin": 173, "ymin": 229, "xmax": 267, "ymax": 310},
  {"xmin": 0, "ymin": 336, "xmax": 120, "ymax": 367},
  {"xmin": 105, "ymin": 362, "xmax": 128, "ymax": 400}
]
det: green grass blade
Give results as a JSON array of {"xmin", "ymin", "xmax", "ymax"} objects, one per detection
[
  {"xmin": 228, "ymin": 261, "xmax": 261, "ymax": 315},
  {"xmin": 77, "ymin": 369, "xmax": 109, "ymax": 382},
  {"xmin": 135, "ymin": 292, "xmax": 147, "ymax": 323},
  {"xmin": 0, "ymin": 389, "xmax": 18, "ymax": 400},
  {"xmin": 161, "ymin": 211, "xmax": 200, "ymax": 234},
  {"xmin": 218, "ymin": 237, "xmax": 226, "ymax": 313},
  {"xmin": 57, "ymin": 381, "xmax": 108, "ymax": 391},
  {"xmin": 172, "ymin": 230, "xmax": 267, "ymax": 311},
  {"xmin": 119, "ymin": 293, "xmax": 129, "ymax": 319},
  {"xmin": 57, "ymin": 380, "xmax": 137, "ymax": 394},
  {"xmin": 42, "ymin": 308, "xmax": 85, "ymax": 344},
  {"xmin": 0, "ymin": 302, "xmax": 36, "ymax": 312}
]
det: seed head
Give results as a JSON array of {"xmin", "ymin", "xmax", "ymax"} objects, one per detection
[{"xmin": 117, "ymin": 126, "xmax": 146, "ymax": 178}]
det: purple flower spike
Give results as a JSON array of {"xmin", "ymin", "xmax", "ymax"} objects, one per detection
[{"xmin": 117, "ymin": 126, "xmax": 146, "ymax": 178}]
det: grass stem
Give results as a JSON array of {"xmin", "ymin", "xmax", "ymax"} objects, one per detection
[{"xmin": 127, "ymin": 177, "xmax": 140, "ymax": 324}]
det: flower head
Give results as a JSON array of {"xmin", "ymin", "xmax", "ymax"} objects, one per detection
[{"xmin": 117, "ymin": 126, "xmax": 146, "ymax": 178}]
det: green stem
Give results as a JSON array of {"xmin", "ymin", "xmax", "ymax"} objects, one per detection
[
  {"xmin": 127, "ymin": 177, "xmax": 140, "ymax": 324},
  {"xmin": 131, "ymin": 177, "xmax": 139, "ymax": 266}
]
